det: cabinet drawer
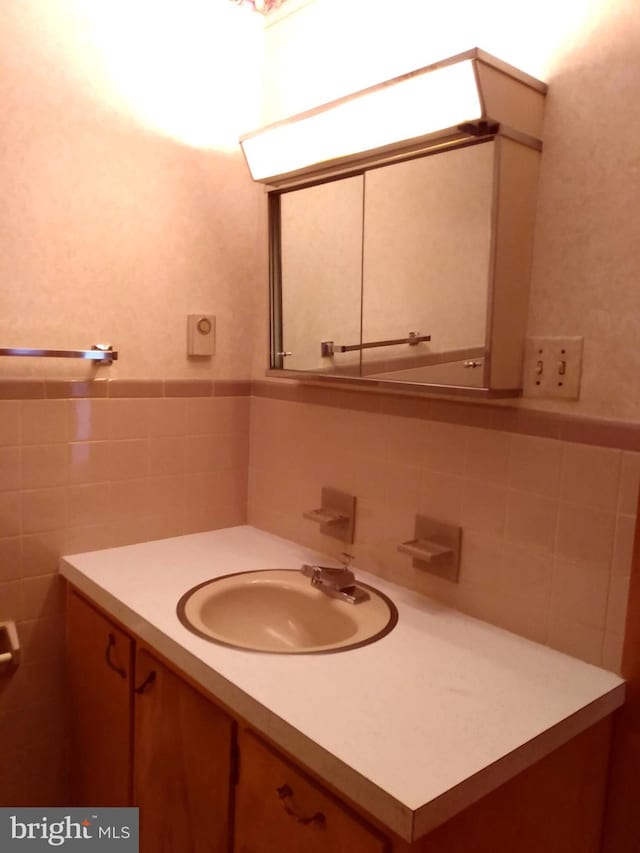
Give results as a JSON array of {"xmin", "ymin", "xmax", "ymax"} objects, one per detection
[{"xmin": 234, "ymin": 729, "xmax": 389, "ymax": 853}]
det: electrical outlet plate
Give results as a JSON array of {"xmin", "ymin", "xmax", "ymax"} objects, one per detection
[{"xmin": 523, "ymin": 336, "xmax": 584, "ymax": 399}]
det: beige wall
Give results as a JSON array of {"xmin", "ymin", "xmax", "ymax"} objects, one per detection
[
  {"xmin": 260, "ymin": 0, "xmax": 640, "ymax": 422},
  {"xmin": 0, "ymin": 0, "xmax": 265, "ymax": 381}
]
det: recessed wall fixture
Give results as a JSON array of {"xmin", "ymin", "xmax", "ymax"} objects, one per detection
[
  {"xmin": 230, "ymin": 0, "xmax": 287, "ymax": 13},
  {"xmin": 240, "ymin": 48, "xmax": 547, "ymax": 185}
]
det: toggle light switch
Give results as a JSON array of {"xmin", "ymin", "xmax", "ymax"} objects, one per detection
[
  {"xmin": 187, "ymin": 314, "xmax": 215, "ymax": 357},
  {"xmin": 523, "ymin": 336, "xmax": 583, "ymax": 399}
]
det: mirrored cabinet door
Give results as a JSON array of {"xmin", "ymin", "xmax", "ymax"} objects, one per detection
[
  {"xmin": 361, "ymin": 142, "xmax": 494, "ymax": 387},
  {"xmin": 271, "ymin": 136, "xmax": 540, "ymax": 397},
  {"xmin": 279, "ymin": 175, "xmax": 364, "ymax": 373}
]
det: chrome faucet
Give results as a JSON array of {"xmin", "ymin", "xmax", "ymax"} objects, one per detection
[{"xmin": 301, "ymin": 554, "xmax": 370, "ymax": 604}]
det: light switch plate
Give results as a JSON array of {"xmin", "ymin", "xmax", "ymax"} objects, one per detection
[
  {"xmin": 187, "ymin": 314, "xmax": 215, "ymax": 358},
  {"xmin": 523, "ymin": 336, "xmax": 583, "ymax": 399}
]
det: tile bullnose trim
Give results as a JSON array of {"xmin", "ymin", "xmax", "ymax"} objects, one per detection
[
  {"xmin": 0, "ymin": 377, "xmax": 253, "ymax": 401},
  {"xmin": 46, "ymin": 379, "xmax": 109, "ymax": 399},
  {"xmin": 251, "ymin": 380, "xmax": 640, "ymax": 452},
  {"xmin": 0, "ymin": 380, "xmax": 45, "ymax": 399},
  {"xmin": 559, "ymin": 415, "xmax": 640, "ymax": 452},
  {"xmin": 1, "ymin": 376, "xmax": 638, "ymax": 450},
  {"xmin": 108, "ymin": 379, "xmax": 164, "ymax": 398},
  {"xmin": 164, "ymin": 379, "xmax": 214, "ymax": 397},
  {"xmin": 213, "ymin": 380, "xmax": 252, "ymax": 397}
]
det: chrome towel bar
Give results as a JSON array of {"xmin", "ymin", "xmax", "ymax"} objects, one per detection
[{"xmin": 0, "ymin": 344, "xmax": 117, "ymax": 365}]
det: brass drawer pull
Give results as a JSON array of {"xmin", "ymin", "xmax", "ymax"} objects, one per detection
[
  {"xmin": 134, "ymin": 670, "xmax": 157, "ymax": 694},
  {"xmin": 276, "ymin": 784, "xmax": 325, "ymax": 826},
  {"xmin": 105, "ymin": 633, "xmax": 127, "ymax": 679}
]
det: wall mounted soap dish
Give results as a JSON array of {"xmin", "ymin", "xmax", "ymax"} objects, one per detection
[
  {"xmin": 303, "ymin": 487, "xmax": 356, "ymax": 543},
  {"xmin": 398, "ymin": 515, "xmax": 462, "ymax": 582}
]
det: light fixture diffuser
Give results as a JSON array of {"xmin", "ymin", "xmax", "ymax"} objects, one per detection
[{"xmin": 240, "ymin": 49, "xmax": 547, "ymax": 185}]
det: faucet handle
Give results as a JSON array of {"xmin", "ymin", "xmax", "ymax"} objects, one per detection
[
  {"xmin": 300, "ymin": 563, "xmax": 320, "ymax": 579},
  {"xmin": 340, "ymin": 552, "xmax": 354, "ymax": 568}
]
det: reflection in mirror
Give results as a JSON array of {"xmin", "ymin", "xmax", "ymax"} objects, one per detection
[
  {"xmin": 276, "ymin": 142, "xmax": 495, "ymax": 388},
  {"xmin": 360, "ymin": 142, "xmax": 493, "ymax": 387},
  {"xmin": 279, "ymin": 176, "xmax": 363, "ymax": 373}
]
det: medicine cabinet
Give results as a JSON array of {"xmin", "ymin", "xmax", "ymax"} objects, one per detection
[{"xmin": 242, "ymin": 49, "xmax": 547, "ymax": 397}]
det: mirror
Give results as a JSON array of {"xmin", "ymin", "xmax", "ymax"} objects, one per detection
[
  {"xmin": 279, "ymin": 175, "xmax": 364, "ymax": 376},
  {"xmin": 361, "ymin": 142, "xmax": 493, "ymax": 385},
  {"xmin": 270, "ymin": 134, "xmax": 541, "ymax": 397}
]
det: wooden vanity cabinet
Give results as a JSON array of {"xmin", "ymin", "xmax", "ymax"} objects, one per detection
[
  {"xmin": 66, "ymin": 589, "xmax": 234, "ymax": 853},
  {"xmin": 67, "ymin": 586, "xmax": 613, "ymax": 853},
  {"xmin": 67, "ymin": 588, "xmax": 133, "ymax": 806},
  {"xmin": 234, "ymin": 729, "xmax": 389, "ymax": 853},
  {"xmin": 133, "ymin": 647, "xmax": 234, "ymax": 853},
  {"xmin": 391, "ymin": 717, "xmax": 612, "ymax": 853},
  {"xmin": 234, "ymin": 720, "xmax": 612, "ymax": 853}
]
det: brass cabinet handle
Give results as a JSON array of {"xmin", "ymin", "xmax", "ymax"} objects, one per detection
[
  {"xmin": 276, "ymin": 784, "xmax": 325, "ymax": 826},
  {"xmin": 104, "ymin": 633, "xmax": 127, "ymax": 679},
  {"xmin": 134, "ymin": 670, "xmax": 157, "ymax": 694}
]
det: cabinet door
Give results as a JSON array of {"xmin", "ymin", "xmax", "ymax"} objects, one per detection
[
  {"xmin": 278, "ymin": 175, "xmax": 364, "ymax": 373},
  {"xmin": 133, "ymin": 647, "xmax": 233, "ymax": 853},
  {"xmin": 361, "ymin": 142, "xmax": 493, "ymax": 383},
  {"xmin": 234, "ymin": 729, "xmax": 389, "ymax": 853},
  {"xmin": 66, "ymin": 588, "xmax": 133, "ymax": 806}
]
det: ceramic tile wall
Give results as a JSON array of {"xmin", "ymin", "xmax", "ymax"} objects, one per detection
[
  {"xmin": 0, "ymin": 393, "xmax": 249, "ymax": 806},
  {"xmin": 248, "ymin": 395, "xmax": 639, "ymax": 672}
]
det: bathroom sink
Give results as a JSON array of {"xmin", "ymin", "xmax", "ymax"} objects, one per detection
[{"xmin": 177, "ymin": 569, "xmax": 398, "ymax": 654}]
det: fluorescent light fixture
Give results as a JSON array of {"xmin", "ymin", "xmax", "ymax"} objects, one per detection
[{"xmin": 240, "ymin": 49, "xmax": 547, "ymax": 184}]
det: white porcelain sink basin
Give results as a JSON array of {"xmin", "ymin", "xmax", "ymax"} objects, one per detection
[{"xmin": 177, "ymin": 569, "xmax": 398, "ymax": 654}]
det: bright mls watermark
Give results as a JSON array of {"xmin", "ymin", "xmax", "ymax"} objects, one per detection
[{"xmin": 0, "ymin": 809, "xmax": 138, "ymax": 851}]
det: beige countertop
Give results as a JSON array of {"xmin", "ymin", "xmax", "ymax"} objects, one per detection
[{"xmin": 59, "ymin": 525, "xmax": 624, "ymax": 843}]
